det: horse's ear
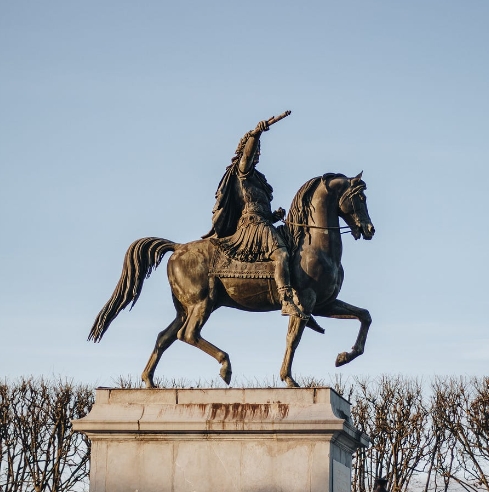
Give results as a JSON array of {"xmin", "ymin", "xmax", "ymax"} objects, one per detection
[{"xmin": 352, "ymin": 171, "xmax": 363, "ymax": 184}]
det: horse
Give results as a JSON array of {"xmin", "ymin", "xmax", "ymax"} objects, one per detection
[{"xmin": 89, "ymin": 172, "xmax": 375, "ymax": 388}]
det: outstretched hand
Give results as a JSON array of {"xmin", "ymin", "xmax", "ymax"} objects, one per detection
[{"xmin": 255, "ymin": 120, "xmax": 269, "ymax": 133}]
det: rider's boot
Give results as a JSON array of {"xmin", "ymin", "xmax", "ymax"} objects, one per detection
[{"xmin": 278, "ymin": 285, "xmax": 308, "ymax": 320}]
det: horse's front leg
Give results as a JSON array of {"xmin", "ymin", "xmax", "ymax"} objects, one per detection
[
  {"xmin": 315, "ymin": 299, "xmax": 371, "ymax": 367},
  {"xmin": 280, "ymin": 315, "xmax": 308, "ymax": 387}
]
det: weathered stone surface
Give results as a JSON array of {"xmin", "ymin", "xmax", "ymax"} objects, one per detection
[{"xmin": 73, "ymin": 387, "xmax": 368, "ymax": 492}]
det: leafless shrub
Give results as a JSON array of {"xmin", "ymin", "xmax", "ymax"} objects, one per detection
[
  {"xmin": 349, "ymin": 375, "xmax": 432, "ymax": 492},
  {"xmin": 2, "ymin": 375, "xmax": 488, "ymax": 492},
  {"xmin": 0, "ymin": 377, "xmax": 93, "ymax": 492},
  {"xmin": 112, "ymin": 374, "xmax": 227, "ymax": 389},
  {"xmin": 428, "ymin": 376, "xmax": 489, "ymax": 492}
]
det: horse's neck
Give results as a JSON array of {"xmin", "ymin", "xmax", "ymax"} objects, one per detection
[{"xmin": 302, "ymin": 187, "xmax": 343, "ymax": 262}]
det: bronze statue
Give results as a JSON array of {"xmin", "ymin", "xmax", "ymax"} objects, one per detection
[
  {"xmin": 89, "ymin": 112, "xmax": 375, "ymax": 388},
  {"xmin": 203, "ymin": 111, "xmax": 306, "ymax": 319}
]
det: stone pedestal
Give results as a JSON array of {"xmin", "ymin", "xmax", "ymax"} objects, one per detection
[{"xmin": 73, "ymin": 387, "xmax": 368, "ymax": 492}]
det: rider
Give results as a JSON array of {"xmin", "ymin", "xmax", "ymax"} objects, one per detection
[{"xmin": 203, "ymin": 120, "xmax": 307, "ymax": 319}]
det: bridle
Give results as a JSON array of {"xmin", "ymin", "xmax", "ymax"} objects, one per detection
[
  {"xmin": 281, "ymin": 219, "xmax": 351, "ymax": 234},
  {"xmin": 338, "ymin": 183, "xmax": 366, "ymax": 210},
  {"xmin": 282, "ymin": 180, "xmax": 366, "ymax": 235}
]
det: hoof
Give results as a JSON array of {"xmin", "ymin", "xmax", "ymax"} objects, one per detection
[
  {"xmin": 335, "ymin": 352, "xmax": 350, "ymax": 367},
  {"xmin": 220, "ymin": 365, "xmax": 232, "ymax": 385},
  {"xmin": 335, "ymin": 349, "xmax": 361, "ymax": 367},
  {"xmin": 142, "ymin": 374, "xmax": 155, "ymax": 389},
  {"xmin": 284, "ymin": 376, "xmax": 300, "ymax": 388}
]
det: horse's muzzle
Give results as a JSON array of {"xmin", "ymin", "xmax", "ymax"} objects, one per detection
[{"xmin": 361, "ymin": 222, "xmax": 375, "ymax": 240}]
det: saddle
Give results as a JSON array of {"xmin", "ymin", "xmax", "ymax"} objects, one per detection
[
  {"xmin": 208, "ymin": 243, "xmax": 326, "ymax": 334},
  {"xmin": 209, "ymin": 247, "xmax": 274, "ymax": 279}
]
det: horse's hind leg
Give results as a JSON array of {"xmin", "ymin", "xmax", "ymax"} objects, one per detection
[
  {"xmin": 178, "ymin": 301, "xmax": 232, "ymax": 385},
  {"xmin": 141, "ymin": 312, "xmax": 185, "ymax": 388},
  {"xmin": 315, "ymin": 299, "xmax": 371, "ymax": 367}
]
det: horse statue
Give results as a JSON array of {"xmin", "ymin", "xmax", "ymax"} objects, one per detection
[{"xmin": 89, "ymin": 172, "xmax": 375, "ymax": 387}]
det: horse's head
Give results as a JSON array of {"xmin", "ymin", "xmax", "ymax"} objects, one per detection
[{"xmin": 327, "ymin": 172, "xmax": 375, "ymax": 240}]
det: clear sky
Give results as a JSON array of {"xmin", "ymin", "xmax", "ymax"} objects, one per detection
[{"xmin": 1, "ymin": 1, "xmax": 488, "ymax": 387}]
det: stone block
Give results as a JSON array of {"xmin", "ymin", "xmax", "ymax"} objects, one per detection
[{"xmin": 73, "ymin": 387, "xmax": 368, "ymax": 492}]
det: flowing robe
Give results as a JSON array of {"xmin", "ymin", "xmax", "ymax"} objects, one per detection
[{"xmin": 203, "ymin": 161, "xmax": 286, "ymax": 262}]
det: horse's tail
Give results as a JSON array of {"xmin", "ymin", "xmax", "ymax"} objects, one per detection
[{"xmin": 88, "ymin": 237, "xmax": 178, "ymax": 343}]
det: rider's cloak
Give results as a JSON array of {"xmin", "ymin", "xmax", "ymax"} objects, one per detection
[{"xmin": 202, "ymin": 161, "xmax": 273, "ymax": 239}]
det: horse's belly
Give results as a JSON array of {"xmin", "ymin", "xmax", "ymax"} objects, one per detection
[{"xmin": 218, "ymin": 277, "xmax": 279, "ymax": 312}]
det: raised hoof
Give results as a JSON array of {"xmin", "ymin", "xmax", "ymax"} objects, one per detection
[
  {"xmin": 220, "ymin": 365, "xmax": 232, "ymax": 385},
  {"xmin": 335, "ymin": 352, "xmax": 350, "ymax": 367},
  {"xmin": 336, "ymin": 349, "xmax": 361, "ymax": 367}
]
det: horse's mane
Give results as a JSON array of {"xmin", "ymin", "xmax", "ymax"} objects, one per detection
[
  {"xmin": 281, "ymin": 173, "xmax": 350, "ymax": 253},
  {"xmin": 282, "ymin": 176, "xmax": 322, "ymax": 253}
]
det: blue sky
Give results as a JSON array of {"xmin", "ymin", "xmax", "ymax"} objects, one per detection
[{"xmin": 1, "ymin": 1, "xmax": 488, "ymax": 386}]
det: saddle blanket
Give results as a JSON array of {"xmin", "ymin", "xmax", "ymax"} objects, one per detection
[{"xmin": 209, "ymin": 248, "xmax": 275, "ymax": 279}]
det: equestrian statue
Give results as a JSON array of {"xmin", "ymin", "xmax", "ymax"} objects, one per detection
[{"xmin": 89, "ymin": 111, "xmax": 375, "ymax": 388}]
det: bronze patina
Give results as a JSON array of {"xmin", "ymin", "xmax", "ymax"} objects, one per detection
[
  {"xmin": 203, "ymin": 111, "xmax": 306, "ymax": 319},
  {"xmin": 89, "ymin": 112, "xmax": 375, "ymax": 388}
]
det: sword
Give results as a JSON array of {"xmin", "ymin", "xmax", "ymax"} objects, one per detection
[
  {"xmin": 266, "ymin": 110, "xmax": 291, "ymax": 126},
  {"xmin": 250, "ymin": 110, "xmax": 291, "ymax": 135}
]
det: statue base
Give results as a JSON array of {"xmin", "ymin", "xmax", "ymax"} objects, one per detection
[{"xmin": 72, "ymin": 387, "xmax": 368, "ymax": 492}]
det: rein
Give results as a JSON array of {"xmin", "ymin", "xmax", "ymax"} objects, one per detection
[
  {"xmin": 282, "ymin": 182, "xmax": 366, "ymax": 235},
  {"xmin": 282, "ymin": 219, "xmax": 351, "ymax": 234}
]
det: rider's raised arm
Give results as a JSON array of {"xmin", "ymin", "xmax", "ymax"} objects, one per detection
[
  {"xmin": 238, "ymin": 120, "xmax": 269, "ymax": 174},
  {"xmin": 238, "ymin": 134, "xmax": 260, "ymax": 174}
]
